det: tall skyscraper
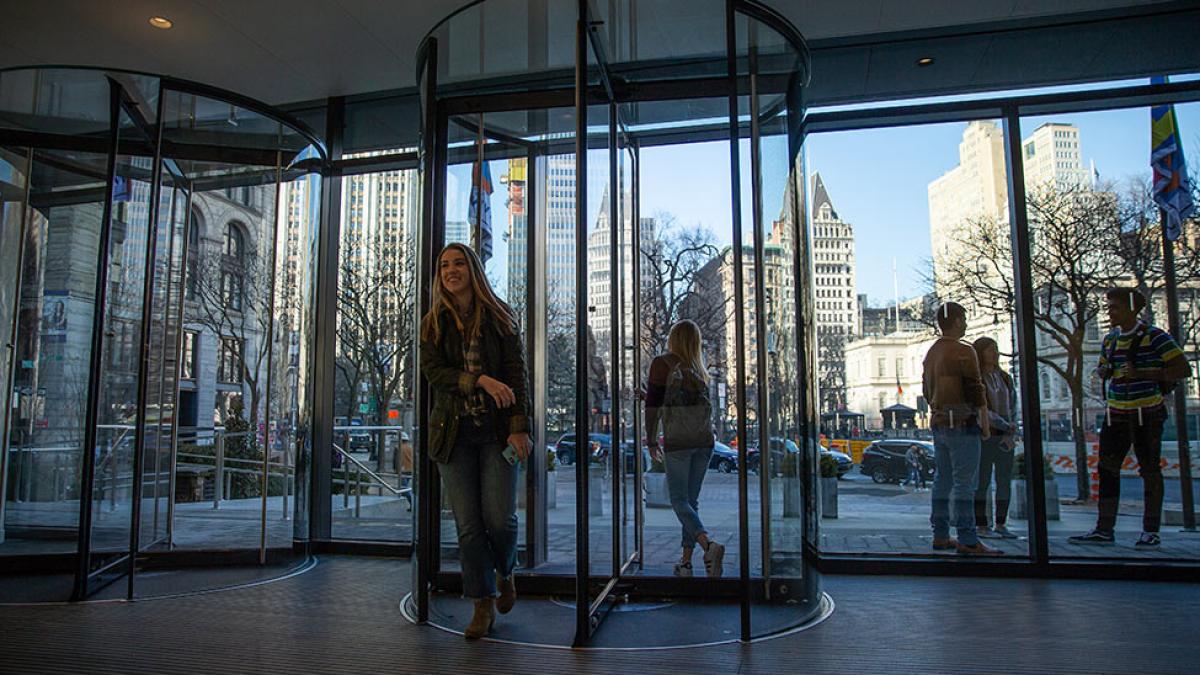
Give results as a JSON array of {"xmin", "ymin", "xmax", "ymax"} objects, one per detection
[
  {"xmin": 809, "ymin": 173, "xmax": 858, "ymax": 410},
  {"xmin": 1021, "ymin": 123, "xmax": 1091, "ymax": 192},
  {"xmin": 926, "ymin": 120, "xmax": 1089, "ymax": 368}
]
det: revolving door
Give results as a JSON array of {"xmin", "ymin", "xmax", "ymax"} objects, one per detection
[{"xmin": 410, "ymin": 0, "xmax": 826, "ymax": 647}]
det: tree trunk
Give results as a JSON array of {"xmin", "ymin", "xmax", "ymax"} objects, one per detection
[{"xmin": 1070, "ymin": 384, "xmax": 1089, "ymax": 501}]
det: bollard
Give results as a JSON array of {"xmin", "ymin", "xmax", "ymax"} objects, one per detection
[{"xmin": 213, "ymin": 433, "xmax": 225, "ymax": 510}]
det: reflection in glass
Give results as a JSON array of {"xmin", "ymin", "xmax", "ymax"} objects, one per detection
[{"xmin": 331, "ymin": 168, "xmax": 419, "ymax": 542}]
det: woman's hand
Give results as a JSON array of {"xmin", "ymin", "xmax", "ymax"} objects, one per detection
[
  {"xmin": 507, "ymin": 432, "xmax": 533, "ymax": 461},
  {"xmin": 477, "ymin": 374, "xmax": 515, "ymax": 408},
  {"xmin": 647, "ymin": 444, "xmax": 663, "ymax": 463}
]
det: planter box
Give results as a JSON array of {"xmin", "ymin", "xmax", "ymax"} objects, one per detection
[
  {"xmin": 645, "ymin": 472, "xmax": 671, "ymax": 508},
  {"xmin": 515, "ymin": 465, "xmax": 558, "ymax": 510},
  {"xmin": 588, "ymin": 465, "xmax": 608, "ymax": 516},
  {"xmin": 1010, "ymin": 479, "xmax": 1060, "ymax": 521},
  {"xmin": 783, "ymin": 477, "xmax": 802, "ymax": 518},
  {"xmin": 820, "ymin": 476, "xmax": 838, "ymax": 519}
]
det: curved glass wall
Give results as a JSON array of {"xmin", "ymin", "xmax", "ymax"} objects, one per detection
[
  {"xmin": 0, "ymin": 67, "xmax": 324, "ymax": 601},
  {"xmin": 411, "ymin": 0, "xmax": 821, "ymax": 646}
]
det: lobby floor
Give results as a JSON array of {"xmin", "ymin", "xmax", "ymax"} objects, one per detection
[{"xmin": 1, "ymin": 555, "xmax": 1196, "ymax": 674}]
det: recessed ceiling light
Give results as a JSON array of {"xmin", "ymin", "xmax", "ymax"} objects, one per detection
[
  {"xmin": 149, "ymin": 16, "xmax": 173, "ymax": 29},
  {"xmin": 916, "ymin": 57, "xmax": 935, "ymax": 67}
]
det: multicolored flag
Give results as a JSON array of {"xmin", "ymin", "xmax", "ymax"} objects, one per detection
[
  {"xmin": 896, "ymin": 373, "xmax": 903, "ymax": 396},
  {"xmin": 469, "ymin": 160, "xmax": 493, "ymax": 263},
  {"xmin": 1151, "ymin": 76, "xmax": 1195, "ymax": 241}
]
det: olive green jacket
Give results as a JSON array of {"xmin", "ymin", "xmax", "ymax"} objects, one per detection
[{"xmin": 419, "ymin": 306, "xmax": 531, "ymax": 464}]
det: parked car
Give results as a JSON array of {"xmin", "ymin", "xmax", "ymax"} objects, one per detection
[
  {"xmin": 744, "ymin": 439, "xmax": 853, "ymax": 477},
  {"xmin": 348, "ymin": 429, "xmax": 374, "ymax": 453},
  {"xmin": 555, "ymin": 433, "xmax": 611, "ymax": 466},
  {"xmin": 708, "ymin": 441, "xmax": 738, "ymax": 473},
  {"xmin": 745, "ymin": 437, "xmax": 798, "ymax": 475},
  {"xmin": 822, "ymin": 447, "xmax": 854, "ymax": 478},
  {"xmin": 618, "ymin": 441, "xmax": 652, "ymax": 474},
  {"xmin": 859, "ymin": 439, "xmax": 935, "ymax": 484}
]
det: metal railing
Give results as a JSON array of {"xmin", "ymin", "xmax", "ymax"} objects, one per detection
[{"xmin": 331, "ymin": 443, "xmax": 412, "ymax": 519}]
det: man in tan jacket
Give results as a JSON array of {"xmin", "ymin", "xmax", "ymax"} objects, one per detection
[{"xmin": 922, "ymin": 302, "xmax": 1000, "ymax": 556}]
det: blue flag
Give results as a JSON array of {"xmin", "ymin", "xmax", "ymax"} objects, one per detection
[
  {"xmin": 1151, "ymin": 76, "xmax": 1195, "ymax": 241},
  {"xmin": 469, "ymin": 160, "xmax": 493, "ymax": 263}
]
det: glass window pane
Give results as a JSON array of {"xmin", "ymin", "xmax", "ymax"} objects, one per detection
[
  {"xmin": 331, "ymin": 167, "xmax": 419, "ymax": 542},
  {"xmin": 1021, "ymin": 102, "xmax": 1200, "ymax": 561},
  {"xmin": 807, "ymin": 119, "xmax": 1027, "ymax": 558}
]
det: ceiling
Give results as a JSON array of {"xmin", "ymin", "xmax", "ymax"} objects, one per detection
[{"xmin": 1, "ymin": 0, "xmax": 1197, "ymax": 108}]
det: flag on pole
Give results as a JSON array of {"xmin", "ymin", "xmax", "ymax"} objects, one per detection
[
  {"xmin": 469, "ymin": 160, "xmax": 494, "ymax": 263},
  {"xmin": 1150, "ymin": 76, "xmax": 1195, "ymax": 241},
  {"xmin": 896, "ymin": 373, "xmax": 903, "ymax": 396}
]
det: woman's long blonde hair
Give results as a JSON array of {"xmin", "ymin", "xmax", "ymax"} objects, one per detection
[
  {"xmin": 667, "ymin": 320, "xmax": 708, "ymax": 383},
  {"xmin": 420, "ymin": 242, "xmax": 515, "ymax": 344}
]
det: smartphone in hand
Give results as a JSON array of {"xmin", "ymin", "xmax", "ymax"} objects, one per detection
[{"xmin": 502, "ymin": 444, "xmax": 519, "ymax": 465}]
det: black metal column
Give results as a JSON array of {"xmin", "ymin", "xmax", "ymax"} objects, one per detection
[
  {"xmin": 725, "ymin": 0, "xmax": 752, "ymax": 642},
  {"xmin": 1001, "ymin": 106, "xmax": 1050, "ymax": 564},
  {"xmin": 573, "ymin": 0, "xmax": 592, "ymax": 647},
  {"xmin": 309, "ymin": 96, "xmax": 345, "ymax": 544}
]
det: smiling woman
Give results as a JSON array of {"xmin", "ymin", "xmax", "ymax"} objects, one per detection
[{"xmin": 419, "ymin": 241, "xmax": 532, "ymax": 639}]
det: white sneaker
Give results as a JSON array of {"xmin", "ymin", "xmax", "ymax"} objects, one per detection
[
  {"xmin": 673, "ymin": 561, "xmax": 693, "ymax": 577},
  {"xmin": 703, "ymin": 541, "xmax": 726, "ymax": 578}
]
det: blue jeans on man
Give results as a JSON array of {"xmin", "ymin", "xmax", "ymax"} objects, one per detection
[
  {"xmin": 439, "ymin": 417, "xmax": 518, "ymax": 599},
  {"xmin": 931, "ymin": 425, "xmax": 982, "ymax": 547},
  {"xmin": 665, "ymin": 446, "xmax": 714, "ymax": 549}
]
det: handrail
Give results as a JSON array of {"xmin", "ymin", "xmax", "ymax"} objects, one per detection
[{"xmin": 332, "ymin": 444, "xmax": 406, "ymax": 497}]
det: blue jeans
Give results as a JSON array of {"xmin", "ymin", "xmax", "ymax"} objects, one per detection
[
  {"xmin": 930, "ymin": 426, "xmax": 981, "ymax": 546},
  {"xmin": 665, "ymin": 446, "xmax": 713, "ymax": 549},
  {"xmin": 439, "ymin": 419, "xmax": 518, "ymax": 599}
]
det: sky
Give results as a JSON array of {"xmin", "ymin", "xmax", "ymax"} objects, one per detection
[{"xmin": 446, "ymin": 98, "xmax": 1200, "ymax": 308}]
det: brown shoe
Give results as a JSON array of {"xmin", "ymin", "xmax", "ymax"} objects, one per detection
[
  {"xmin": 464, "ymin": 598, "xmax": 495, "ymax": 640},
  {"xmin": 496, "ymin": 573, "xmax": 516, "ymax": 614},
  {"xmin": 932, "ymin": 537, "xmax": 958, "ymax": 550},
  {"xmin": 956, "ymin": 541, "xmax": 1003, "ymax": 556}
]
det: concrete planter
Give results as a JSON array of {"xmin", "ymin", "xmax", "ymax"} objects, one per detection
[
  {"xmin": 820, "ymin": 476, "xmax": 838, "ymax": 519},
  {"xmin": 645, "ymin": 472, "xmax": 671, "ymax": 508},
  {"xmin": 588, "ymin": 465, "xmax": 608, "ymax": 516},
  {"xmin": 515, "ymin": 465, "xmax": 558, "ymax": 510},
  {"xmin": 783, "ymin": 477, "xmax": 802, "ymax": 517},
  {"xmin": 1011, "ymin": 478, "xmax": 1060, "ymax": 521}
]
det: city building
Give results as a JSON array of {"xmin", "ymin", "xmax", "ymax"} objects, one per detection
[
  {"xmin": 809, "ymin": 173, "xmax": 858, "ymax": 412},
  {"xmin": 2, "ymin": 1, "xmax": 1198, "ymax": 670}
]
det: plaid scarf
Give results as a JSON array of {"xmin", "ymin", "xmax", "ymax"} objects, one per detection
[{"xmin": 460, "ymin": 307, "xmax": 490, "ymax": 425}]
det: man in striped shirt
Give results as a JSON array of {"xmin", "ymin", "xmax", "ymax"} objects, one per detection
[{"xmin": 1070, "ymin": 289, "xmax": 1190, "ymax": 548}]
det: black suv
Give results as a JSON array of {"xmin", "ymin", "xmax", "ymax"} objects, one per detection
[
  {"xmin": 859, "ymin": 440, "xmax": 935, "ymax": 484},
  {"xmin": 555, "ymin": 433, "xmax": 611, "ymax": 466}
]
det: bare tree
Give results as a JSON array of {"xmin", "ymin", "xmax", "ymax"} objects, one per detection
[
  {"xmin": 638, "ymin": 212, "xmax": 731, "ymax": 375},
  {"xmin": 336, "ymin": 238, "xmax": 418, "ymax": 471},
  {"xmin": 189, "ymin": 235, "xmax": 272, "ymax": 438},
  {"xmin": 939, "ymin": 181, "xmax": 1123, "ymax": 500}
]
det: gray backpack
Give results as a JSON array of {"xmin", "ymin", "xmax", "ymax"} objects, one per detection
[{"xmin": 662, "ymin": 357, "xmax": 715, "ymax": 449}]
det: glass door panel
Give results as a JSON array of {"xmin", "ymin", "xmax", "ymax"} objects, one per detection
[
  {"xmin": 2, "ymin": 148, "xmax": 107, "ymax": 570},
  {"xmin": 83, "ymin": 103, "xmax": 156, "ymax": 592},
  {"xmin": 0, "ymin": 147, "xmax": 30, "ymax": 556}
]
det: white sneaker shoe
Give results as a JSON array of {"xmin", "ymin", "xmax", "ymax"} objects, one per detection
[
  {"xmin": 703, "ymin": 541, "xmax": 726, "ymax": 578},
  {"xmin": 673, "ymin": 561, "xmax": 693, "ymax": 577}
]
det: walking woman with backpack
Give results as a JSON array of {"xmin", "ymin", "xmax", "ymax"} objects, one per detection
[
  {"xmin": 420, "ymin": 243, "xmax": 532, "ymax": 639},
  {"xmin": 644, "ymin": 320, "xmax": 726, "ymax": 577}
]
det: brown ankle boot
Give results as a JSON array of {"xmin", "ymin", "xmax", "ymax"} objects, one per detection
[
  {"xmin": 496, "ymin": 573, "xmax": 517, "ymax": 614},
  {"xmin": 464, "ymin": 598, "xmax": 495, "ymax": 640}
]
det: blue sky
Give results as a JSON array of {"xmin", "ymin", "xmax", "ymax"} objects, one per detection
[{"xmin": 449, "ymin": 100, "xmax": 1200, "ymax": 307}]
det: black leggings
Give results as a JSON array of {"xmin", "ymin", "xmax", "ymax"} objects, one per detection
[{"xmin": 974, "ymin": 436, "xmax": 1014, "ymax": 526}]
